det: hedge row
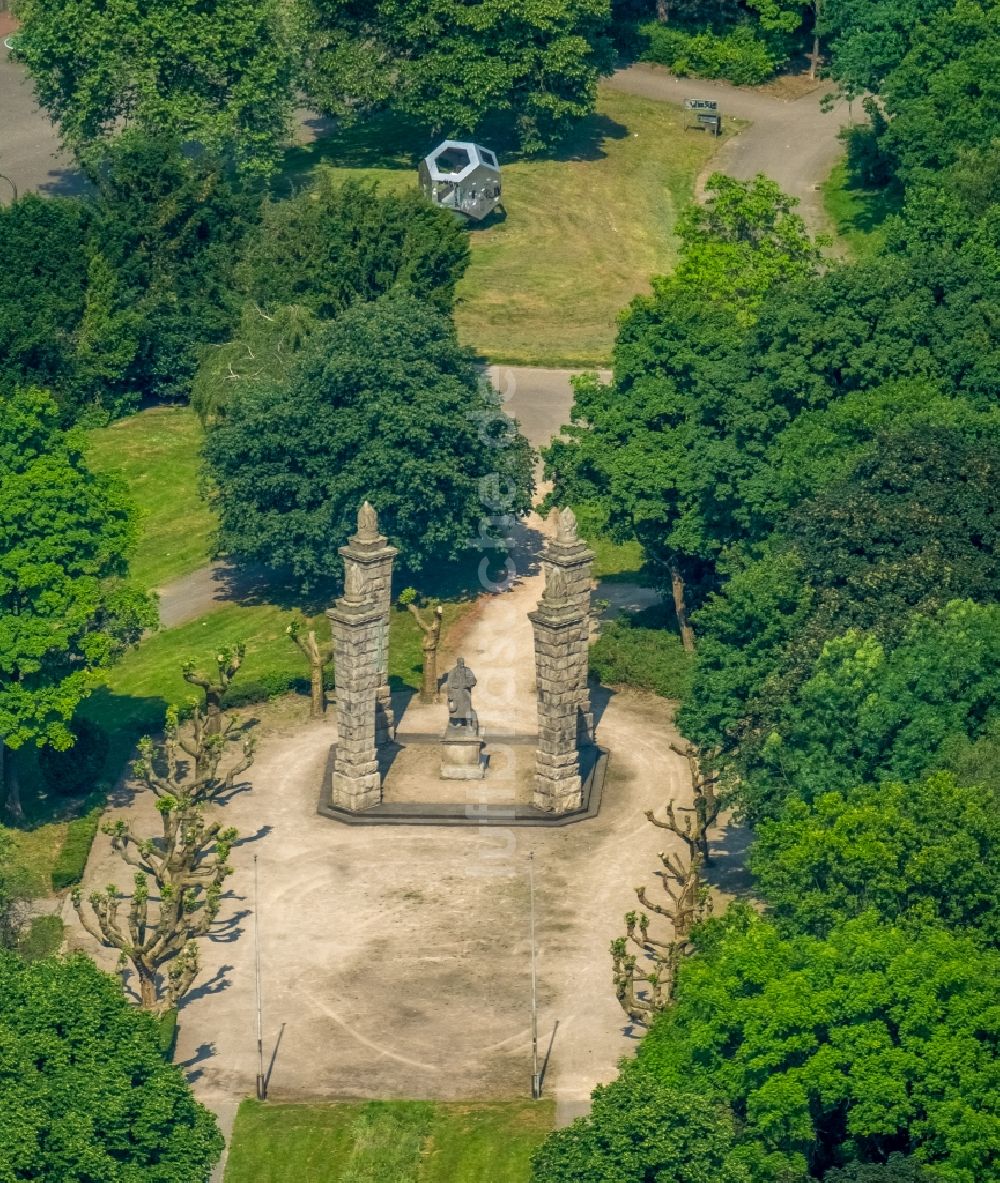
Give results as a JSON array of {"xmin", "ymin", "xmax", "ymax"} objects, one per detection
[
  {"xmin": 51, "ymin": 806, "xmax": 103, "ymax": 892},
  {"xmin": 641, "ymin": 21, "xmax": 783, "ymax": 86}
]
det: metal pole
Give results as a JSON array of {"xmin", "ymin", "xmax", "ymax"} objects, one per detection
[
  {"xmin": 529, "ymin": 851, "xmax": 540, "ymax": 1098},
  {"xmin": 254, "ymin": 854, "xmax": 266, "ymax": 1101}
]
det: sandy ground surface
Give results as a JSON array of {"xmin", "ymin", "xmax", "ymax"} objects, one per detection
[{"xmin": 65, "ymin": 509, "xmax": 716, "ymax": 1152}]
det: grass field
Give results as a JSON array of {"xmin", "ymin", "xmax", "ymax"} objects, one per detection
[
  {"xmin": 86, "ymin": 405, "xmax": 213, "ymax": 591},
  {"xmin": 280, "ymin": 85, "xmax": 723, "ymax": 367},
  {"xmin": 821, "ymin": 160, "xmax": 902, "ymax": 259},
  {"xmin": 224, "ymin": 1099, "xmax": 554, "ymax": 1183}
]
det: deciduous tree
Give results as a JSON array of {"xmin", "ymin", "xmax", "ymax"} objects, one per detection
[
  {"xmin": 0, "ymin": 951, "xmax": 223, "ymax": 1180},
  {"xmin": 751, "ymin": 772, "xmax": 1000, "ymax": 943},
  {"xmin": 203, "ymin": 294, "xmax": 533, "ymax": 591},
  {"xmin": 0, "ymin": 388, "xmax": 154, "ymax": 817},
  {"xmin": 14, "ymin": 0, "xmax": 295, "ymax": 176}
]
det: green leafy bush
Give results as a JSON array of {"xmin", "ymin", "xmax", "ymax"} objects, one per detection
[
  {"xmin": 221, "ymin": 672, "xmax": 319, "ymax": 709},
  {"xmin": 38, "ymin": 718, "xmax": 110, "ymax": 797},
  {"xmin": 158, "ymin": 1007, "xmax": 180, "ymax": 1060},
  {"xmin": 641, "ymin": 21, "xmax": 781, "ymax": 86},
  {"xmin": 18, "ymin": 914, "xmax": 64, "ymax": 961},
  {"xmin": 590, "ymin": 617, "xmax": 693, "ymax": 700},
  {"xmin": 51, "ymin": 806, "xmax": 103, "ymax": 891}
]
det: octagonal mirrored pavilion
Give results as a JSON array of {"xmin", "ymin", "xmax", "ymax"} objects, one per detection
[{"xmin": 418, "ymin": 140, "xmax": 502, "ymax": 221}]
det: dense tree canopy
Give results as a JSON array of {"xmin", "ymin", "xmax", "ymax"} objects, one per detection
[
  {"xmin": 83, "ymin": 132, "xmax": 254, "ymax": 408},
  {"xmin": 15, "ymin": 0, "xmax": 295, "ymax": 176},
  {"xmin": 751, "ymin": 772, "xmax": 1000, "ymax": 942},
  {"xmin": 203, "ymin": 295, "xmax": 533, "ymax": 590},
  {"xmin": 0, "ymin": 388, "xmax": 153, "ymax": 815},
  {"xmin": 301, "ymin": 0, "xmax": 614, "ymax": 152},
  {"xmin": 0, "ymin": 196, "xmax": 89, "ymax": 410},
  {"xmin": 531, "ymin": 1074, "xmax": 749, "ymax": 1182},
  {"xmin": 877, "ymin": 0, "xmax": 1000, "ymax": 183},
  {"xmin": 633, "ymin": 909, "xmax": 1000, "ymax": 1181},
  {"xmin": 238, "ymin": 173, "xmax": 470, "ymax": 320},
  {"xmin": 0, "ymin": 951, "xmax": 223, "ymax": 1180}
]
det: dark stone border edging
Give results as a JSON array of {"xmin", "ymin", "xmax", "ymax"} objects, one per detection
[{"xmin": 317, "ymin": 740, "xmax": 608, "ymax": 827}]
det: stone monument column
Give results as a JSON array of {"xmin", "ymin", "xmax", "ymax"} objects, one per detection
[
  {"xmin": 544, "ymin": 508, "xmax": 595, "ymax": 743},
  {"xmin": 328, "ymin": 503, "xmax": 398, "ymax": 811},
  {"xmin": 530, "ymin": 516, "xmax": 594, "ymax": 814}
]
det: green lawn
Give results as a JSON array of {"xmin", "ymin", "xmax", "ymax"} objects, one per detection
[
  {"xmin": 821, "ymin": 160, "xmax": 902, "ymax": 260},
  {"xmin": 224, "ymin": 1099, "xmax": 554, "ymax": 1183},
  {"xmin": 279, "ymin": 85, "xmax": 724, "ymax": 367},
  {"xmin": 80, "ymin": 599, "xmax": 467, "ymax": 747},
  {"xmin": 86, "ymin": 405, "xmax": 213, "ymax": 591}
]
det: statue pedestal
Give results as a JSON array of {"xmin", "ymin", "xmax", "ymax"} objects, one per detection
[{"xmin": 440, "ymin": 725, "xmax": 486, "ymax": 780}]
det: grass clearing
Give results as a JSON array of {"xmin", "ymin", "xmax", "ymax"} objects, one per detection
[
  {"xmin": 821, "ymin": 160, "xmax": 902, "ymax": 259},
  {"xmin": 86, "ymin": 405, "xmax": 213, "ymax": 591},
  {"xmin": 573, "ymin": 502, "xmax": 649, "ymax": 583},
  {"xmin": 279, "ymin": 86, "xmax": 724, "ymax": 366},
  {"xmin": 224, "ymin": 1099, "xmax": 554, "ymax": 1183},
  {"xmin": 3, "ymin": 824, "xmax": 69, "ymax": 898}
]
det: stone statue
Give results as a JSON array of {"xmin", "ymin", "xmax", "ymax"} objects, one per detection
[
  {"xmin": 344, "ymin": 561, "xmax": 368, "ymax": 601},
  {"xmin": 544, "ymin": 564, "xmax": 570, "ymax": 603},
  {"xmin": 356, "ymin": 501, "xmax": 380, "ymax": 542},
  {"xmin": 445, "ymin": 657, "xmax": 479, "ymax": 732},
  {"xmin": 556, "ymin": 507, "xmax": 579, "ymax": 544}
]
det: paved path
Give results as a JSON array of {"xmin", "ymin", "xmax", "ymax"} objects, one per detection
[{"xmin": 608, "ymin": 64, "xmax": 850, "ymax": 234}]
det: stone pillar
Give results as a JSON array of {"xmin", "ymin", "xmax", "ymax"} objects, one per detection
[
  {"xmin": 328, "ymin": 502, "xmax": 397, "ymax": 811},
  {"xmin": 530, "ymin": 511, "xmax": 594, "ymax": 814},
  {"xmin": 544, "ymin": 508, "xmax": 595, "ymax": 743}
]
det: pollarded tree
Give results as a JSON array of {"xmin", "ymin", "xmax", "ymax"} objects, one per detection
[
  {"xmin": 181, "ymin": 645, "xmax": 246, "ymax": 736},
  {"xmin": 203, "ymin": 294, "xmax": 534, "ymax": 591},
  {"xmin": 0, "ymin": 388, "xmax": 154, "ymax": 817},
  {"xmin": 74, "ymin": 697, "xmax": 253, "ymax": 1011},
  {"xmin": 14, "ymin": 0, "xmax": 296, "ymax": 177},
  {"xmin": 286, "ymin": 616, "xmax": 331, "ymax": 717},
  {"xmin": 0, "ymin": 951, "xmax": 223, "ymax": 1181}
]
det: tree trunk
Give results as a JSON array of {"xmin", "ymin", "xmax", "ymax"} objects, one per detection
[
  {"xmin": 1, "ymin": 743, "xmax": 23, "ymax": 820},
  {"xmin": 656, "ymin": 0, "xmax": 669, "ymax": 21},
  {"xmin": 809, "ymin": 30, "xmax": 820, "ymax": 78},
  {"xmin": 308, "ymin": 632, "xmax": 325, "ymax": 718},
  {"xmin": 669, "ymin": 563, "xmax": 696, "ymax": 653},
  {"xmin": 204, "ymin": 690, "xmax": 223, "ymax": 735},
  {"xmin": 421, "ymin": 644, "xmax": 438, "ymax": 704},
  {"xmin": 136, "ymin": 964, "xmax": 158, "ymax": 1010}
]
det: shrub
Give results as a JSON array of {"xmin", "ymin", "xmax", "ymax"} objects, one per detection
[
  {"xmin": 38, "ymin": 718, "xmax": 110, "ymax": 797},
  {"xmin": 590, "ymin": 616, "xmax": 694, "ymax": 699},
  {"xmin": 221, "ymin": 672, "xmax": 314, "ymax": 709},
  {"xmin": 641, "ymin": 21, "xmax": 782, "ymax": 86},
  {"xmin": 18, "ymin": 914, "xmax": 64, "ymax": 961},
  {"xmin": 157, "ymin": 1007, "xmax": 180, "ymax": 1060},
  {"xmin": 51, "ymin": 806, "xmax": 103, "ymax": 891}
]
